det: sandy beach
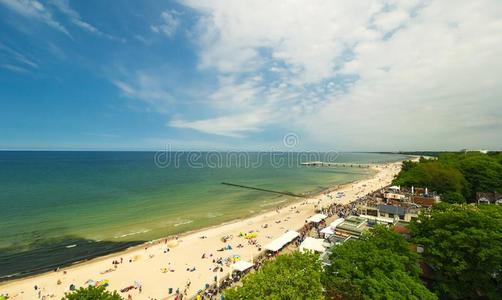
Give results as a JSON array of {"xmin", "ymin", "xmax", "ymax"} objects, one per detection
[{"xmin": 0, "ymin": 161, "xmax": 404, "ymax": 300}]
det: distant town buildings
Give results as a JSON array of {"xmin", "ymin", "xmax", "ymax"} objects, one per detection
[
  {"xmin": 461, "ymin": 149, "xmax": 489, "ymax": 154},
  {"xmin": 317, "ymin": 185, "xmax": 438, "ymax": 244}
]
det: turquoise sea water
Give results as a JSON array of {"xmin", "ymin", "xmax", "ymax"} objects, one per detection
[{"xmin": 0, "ymin": 151, "xmax": 407, "ymax": 279}]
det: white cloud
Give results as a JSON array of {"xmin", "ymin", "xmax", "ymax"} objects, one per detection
[
  {"xmin": 372, "ymin": 9, "xmax": 409, "ymax": 32},
  {"xmin": 169, "ymin": 110, "xmax": 270, "ymax": 137},
  {"xmin": 0, "ymin": 0, "xmax": 70, "ymax": 36},
  {"xmin": 304, "ymin": 0, "xmax": 502, "ymax": 150},
  {"xmin": 0, "ymin": 42, "xmax": 38, "ymax": 70},
  {"xmin": 0, "ymin": 63, "xmax": 29, "ymax": 73},
  {"xmin": 49, "ymin": 0, "xmax": 97, "ymax": 32},
  {"xmin": 112, "ymin": 72, "xmax": 175, "ymax": 113},
  {"xmin": 176, "ymin": 0, "xmax": 502, "ymax": 150},
  {"xmin": 151, "ymin": 10, "xmax": 180, "ymax": 38},
  {"xmin": 49, "ymin": 0, "xmax": 121, "ymax": 41}
]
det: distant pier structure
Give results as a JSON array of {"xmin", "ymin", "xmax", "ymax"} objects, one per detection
[{"xmin": 300, "ymin": 161, "xmax": 371, "ymax": 168}]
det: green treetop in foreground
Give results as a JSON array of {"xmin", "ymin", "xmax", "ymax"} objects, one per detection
[
  {"xmin": 224, "ymin": 251, "xmax": 323, "ymax": 300},
  {"xmin": 61, "ymin": 285, "xmax": 122, "ymax": 300},
  {"xmin": 323, "ymin": 225, "xmax": 436, "ymax": 300},
  {"xmin": 410, "ymin": 203, "xmax": 502, "ymax": 299}
]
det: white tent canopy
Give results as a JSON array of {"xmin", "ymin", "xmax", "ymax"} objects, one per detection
[
  {"xmin": 306, "ymin": 213, "xmax": 327, "ymax": 223},
  {"xmin": 299, "ymin": 237, "xmax": 326, "ymax": 253},
  {"xmin": 231, "ymin": 260, "xmax": 254, "ymax": 272},
  {"xmin": 320, "ymin": 227, "xmax": 334, "ymax": 235},
  {"xmin": 265, "ymin": 230, "xmax": 299, "ymax": 252}
]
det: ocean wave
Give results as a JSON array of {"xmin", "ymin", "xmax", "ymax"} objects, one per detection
[
  {"xmin": 173, "ymin": 220, "xmax": 193, "ymax": 227},
  {"xmin": 259, "ymin": 199, "xmax": 287, "ymax": 207},
  {"xmin": 114, "ymin": 229, "xmax": 150, "ymax": 239},
  {"xmin": 205, "ymin": 212, "xmax": 223, "ymax": 219},
  {"xmin": 0, "ymin": 272, "xmax": 21, "ymax": 280}
]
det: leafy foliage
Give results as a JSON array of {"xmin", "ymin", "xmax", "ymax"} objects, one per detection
[
  {"xmin": 440, "ymin": 191, "xmax": 466, "ymax": 204},
  {"xmin": 393, "ymin": 160, "xmax": 468, "ymax": 195},
  {"xmin": 456, "ymin": 155, "xmax": 502, "ymax": 199},
  {"xmin": 410, "ymin": 204, "xmax": 502, "ymax": 299},
  {"xmin": 61, "ymin": 285, "xmax": 122, "ymax": 300},
  {"xmin": 224, "ymin": 251, "xmax": 323, "ymax": 300},
  {"xmin": 323, "ymin": 226, "xmax": 436, "ymax": 300},
  {"xmin": 393, "ymin": 152, "xmax": 502, "ymax": 201}
]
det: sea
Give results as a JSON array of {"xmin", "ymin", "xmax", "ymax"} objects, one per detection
[{"xmin": 0, "ymin": 151, "xmax": 407, "ymax": 279}]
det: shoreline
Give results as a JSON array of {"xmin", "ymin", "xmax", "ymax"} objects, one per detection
[
  {"xmin": 0, "ymin": 167, "xmax": 375, "ymax": 282},
  {"xmin": 0, "ymin": 160, "xmax": 406, "ymax": 299}
]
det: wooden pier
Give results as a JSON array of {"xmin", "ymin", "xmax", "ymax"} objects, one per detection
[{"xmin": 300, "ymin": 161, "xmax": 371, "ymax": 168}]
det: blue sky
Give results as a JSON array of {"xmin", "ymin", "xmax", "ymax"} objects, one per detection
[{"xmin": 1, "ymin": 0, "xmax": 501, "ymax": 151}]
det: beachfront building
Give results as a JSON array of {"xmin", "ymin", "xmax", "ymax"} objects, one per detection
[
  {"xmin": 320, "ymin": 218, "xmax": 345, "ymax": 238},
  {"xmin": 384, "ymin": 191, "xmax": 406, "ymax": 201},
  {"xmin": 333, "ymin": 216, "xmax": 367, "ymax": 238},
  {"xmin": 377, "ymin": 204, "xmax": 407, "ymax": 220},
  {"xmin": 476, "ymin": 192, "xmax": 502, "ymax": 204},
  {"xmin": 357, "ymin": 203, "xmax": 420, "ymax": 222},
  {"xmin": 411, "ymin": 195, "xmax": 436, "ymax": 208},
  {"xmin": 377, "ymin": 204, "xmax": 419, "ymax": 222},
  {"xmin": 381, "ymin": 185, "xmax": 439, "ymax": 208}
]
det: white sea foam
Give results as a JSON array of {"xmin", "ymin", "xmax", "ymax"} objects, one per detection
[
  {"xmin": 259, "ymin": 199, "xmax": 286, "ymax": 207},
  {"xmin": 173, "ymin": 220, "xmax": 193, "ymax": 227},
  {"xmin": 114, "ymin": 229, "xmax": 150, "ymax": 239},
  {"xmin": 205, "ymin": 212, "xmax": 223, "ymax": 219}
]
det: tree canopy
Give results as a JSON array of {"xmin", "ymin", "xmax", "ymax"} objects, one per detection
[
  {"xmin": 393, "ymin": 152, "xmax": 502, "ymax": 201},
  {"xmin": 224, "ymin": 251, "xmax": 323, "ymax": 300},
  {"xmin": 409, "ymin": 203, "xmax": 502, "ymax": 299},
  {"xmin": 61, "ymin": 285, "xmax": 122, "ymax": 300},
  {"xmin": 440, "ymin": 191, "xmax": 466, "ymax": 204},
  {"xmin": 323, "ymin": 226, "xmax": 436, "ymax": 300}
]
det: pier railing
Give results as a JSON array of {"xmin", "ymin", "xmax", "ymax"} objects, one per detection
[{"xmin": 300, "ymin": 161, "xmax": 372, "ymax": 168}]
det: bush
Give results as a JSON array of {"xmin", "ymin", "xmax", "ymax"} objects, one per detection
[{"xmin": 62, "ymin": 285, "xmax": 122, "ymax": 300}]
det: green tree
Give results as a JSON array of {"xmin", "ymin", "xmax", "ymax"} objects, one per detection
[
  {"xmin": 393, "ymin": 152, "xmax": 502, "ymax": 201},
  {"xmin": 440, "ymin": 191, "xmax": 466, "ymax": 204},
  {"xmin": 401, "ymin": 160, "xmax": 419, "ymax": 172},
  {"xmin": 410, "ymin": 204, "xmax": 502, "ymax": 299},
  {"xmin": 224, "ymin": 251, "xmax": 323, "ymax": 300},
  {"xmin": 457, "ymin": 155, "xmax": 502, "ymax": 199},
  {"xmin": 323, "ymin": 226, "xmax": 436, "ymax": 300},
  {"xmin": 61, "ymin": 285, "xmax": 122, "ymax": 300},
  {"xmin": 393, "ymin": 161, "xmax": 468, "ymax": 195}
]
